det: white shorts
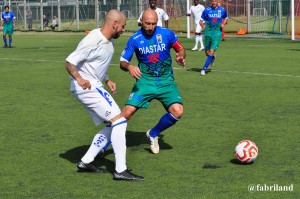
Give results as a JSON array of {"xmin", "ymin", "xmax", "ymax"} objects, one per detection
[
  {"xmin": 73, "ymin": 86, "xmax": 121, "ymax": 126},
  {"xmin": 195, "ymin": 20, "xmax": 202, "ymax": 33}
]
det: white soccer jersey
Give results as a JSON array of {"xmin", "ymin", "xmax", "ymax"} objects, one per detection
[
  {"xmin": 137, "ymin": 7, "xmax": 169, "ymax": 27},
  {"xmin": 66, "ymin": 28, "xmax": 114, "ymax": 91},
  {"xmin": 188, "ymin": 4, "xmax": 205, "ymax": 24}
]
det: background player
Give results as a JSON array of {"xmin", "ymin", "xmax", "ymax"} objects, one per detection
[
  {"xmin": 186, "ymin": 0, "xmax": 205, "ymax": 51},
  {"xmin": 218, "ymin": 1, "xmax": 227, "ymax": 41},
  {"xmin": 1, "ymin": 6, "xmax": 16, "ymax": 48},
  {"xmin": 65, "ymin": 9, "xmax": 143, "ymax": 181},
  {"xmin": 120, "ymin": 9, "xmax": 186, "ymax": 154},
  {"xmin": 137, "ymin": 0, "xmax": 169, "ymax": 28},
  {"xmin": 199, "ymin": 0, "xmax": 227, "ymax": 76}
]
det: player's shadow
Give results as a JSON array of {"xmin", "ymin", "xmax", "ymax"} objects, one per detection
[
  {"xmin": 59, "ymin": 131, "xmax": 172, "ymax": 173},
  {"xmin": 286, "ymin": 49, "xmax": 300, "ymax": 51},
  {"xmin": 187, "ymin": 68, "xmax": 212, "ymax": 74}
]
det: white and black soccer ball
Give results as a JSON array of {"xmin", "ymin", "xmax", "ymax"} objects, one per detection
[{"xmin": 235, "ymin": 140, "xmax": 258, "ymax": 164}]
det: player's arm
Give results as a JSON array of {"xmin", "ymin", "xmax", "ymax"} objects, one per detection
[
  {"xmin": 221, "ymin": 19, "xmax": 227, "ymax": 29},
  {"xmin": 105, "ymin": 78, "xmax": 117, "ymax": 94},
  {"xmin": 65, "ymin": 61, "xmax": 91, "ymax": 90},
  {"xmin": 0, "ymin": 20, "xmax": 3, "ymax": 30},
  {"xmin": 13, "ymin": 18, "xmax": 16, "ymax": 27},
  {"xmin": 120, "ymin": 60, "xmax": 142, "ymax": 79},
  {"xmin": 172, "ymin": 40, "xmax": 186, "ymax": 67},
  {"xmin": 200, "ymin": 19, "xmax": 206, "ymax": 31}
]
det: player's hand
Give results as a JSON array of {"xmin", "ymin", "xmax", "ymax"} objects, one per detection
[
  {"xmin": 77, "ymin": 77, "xmax": 91, "ymax": 90},
  {"xmin": 106, "ymin": 79, "xmax": 117, "ymax": 94},
  {"xmin": 175, "ymin": 53, "xmax": 186, "ymax": 67},
  {"xmin": 128, "ymin": 65, "xmax": 142, "ymax": 79}
]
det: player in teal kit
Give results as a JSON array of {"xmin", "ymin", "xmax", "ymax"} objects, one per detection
[
  {"xmin": 200, "ymin": 0, "xmax": 227, "ymax": 76},
  {"xmin": 1, "ymin": 6, "xmax": 16, "ymax": 48},
  {"xmin": 120, "ymin": 9, "xmax": 186, "ymax": 154}
]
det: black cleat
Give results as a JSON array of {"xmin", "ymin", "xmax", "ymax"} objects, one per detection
[
  {"xmin": 77, "ymin": 161, "xmax": 107, "ymax": 173},
  {"xmin": 113, "ymin": 169, "xmax": 144, "ymax": 181},
  {"xmin": 3, "ymin": 45, "xmax": 8, "ymax": 48}
]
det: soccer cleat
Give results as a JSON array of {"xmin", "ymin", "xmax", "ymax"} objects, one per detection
[
  {"xmin": 146, "ymin": 130, "xmax": 159, "ymax": 154},
  {"xmin": 8, "ymin": 46, "xmax": 12, "ymax": 48},
  {"xmin": 97, "ymin": 149, "xmax": 106, "ymax": 159},
  {"xmin": 77, "ymin": 161, "xmax": 107, "ymax": 173},
  {"xmin": 113, "ymin": 169, "xmax": 144, "ymax": 181},
  {"xmin": 200, "ymin": 70, "xmax": 206, "ymax": 76},
  {"xmin": 199, "ymin": 47, "xmax": 204, "ymax": 51},
  {"xmin": 3, "ymin": 45, "xmax": 8, "ymax": 48},
  {"xmin": 191, "ymin": 46, "xmax": 198, "ymax": 51}
]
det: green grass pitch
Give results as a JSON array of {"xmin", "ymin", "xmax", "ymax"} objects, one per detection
[{"xmin": 0, "ymin": 32, "xmax": 299, "ymax": 198}]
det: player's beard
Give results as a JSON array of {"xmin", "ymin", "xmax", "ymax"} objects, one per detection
[
  {"xmin": 113, "ymin": 33, "xmax": 121, "ymax": 39},
  {"xmin": 150, "ymin": 4, "xmax": 156, "ymax": 9}
]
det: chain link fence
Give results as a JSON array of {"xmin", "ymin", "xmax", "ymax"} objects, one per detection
[{"xmin": 1, "ymin": 0, "xmax": 298, "ymax": 38}]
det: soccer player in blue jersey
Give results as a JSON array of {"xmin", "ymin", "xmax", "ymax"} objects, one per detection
[
  {"xmin": 1, "ymin": 6, "xmax": 16, "ymax": 48},
  {"xmin": 120, "ymin": 9, "xmax": 186, "ymax": 154},
  {"xmin": 199, "ymin": 0, "xmax": 228, "ymax": 76}
]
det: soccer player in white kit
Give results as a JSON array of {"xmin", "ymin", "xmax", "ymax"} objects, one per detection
[
  {"xmin": 186, "ymin": 0, "xmax": 205, "ymax": 51},
  {"xmin": 137, "ymin": 0, "xmax": 169, "ymax": 28},
  {"xmin": 65, "ymin": 9, "xmax": 143, "ymax": 181}
]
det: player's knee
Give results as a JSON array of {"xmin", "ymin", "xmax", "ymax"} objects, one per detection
[
  {"xmin": 169, "ymin": 104, "xmax": 184, "ymax": 119},
  {"xmin": 121, "ymin": 106, "xmax": 136, "ymax": 121}
]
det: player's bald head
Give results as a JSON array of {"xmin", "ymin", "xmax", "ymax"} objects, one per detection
[
  {"xmin": 141, "ymin": 9, "xmax": 158, "ymax": 23},
  {"xmin": 105, "ymin": 9, "xmax": 126, "ymax": 24}
]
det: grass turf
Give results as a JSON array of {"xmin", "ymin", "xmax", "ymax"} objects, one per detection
[{"xmin": 0, "ymin": 32, "xmax": 299, "ymax": 198}]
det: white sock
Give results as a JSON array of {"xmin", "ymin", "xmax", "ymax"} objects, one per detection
[
  {"xmin": 199, "ymin": 35, "xmax": 204, "ymax": 49},
  {"xmin": 81, "ymin": 126, "xmax": 112, "ymax": 164},
  {"xmin": 111, "ymin": 117, "xmax": 127, "ymax": 173},
  {"xmin": 195, "ymin": 35, "xmax": 200, "ymax": 48}
]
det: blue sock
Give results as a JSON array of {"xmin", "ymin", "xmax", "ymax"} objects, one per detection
[
  {"xmin": 202, "ymin": 54, "xmax": 214, "ymax": 71},
  {"xmin": 9, "ymin": 39, "xmax": 12, "ymax": 46},
  {"xmin": 3, "ymin": 38, "xmax": 7, "ymax": 46},
  {"xmin": 103, "ymin": 140, "xmax": 111, "ymax": 151},
  {"xmin": 150, "ymin": 113, "xmax": 179, "ymax": 138}
]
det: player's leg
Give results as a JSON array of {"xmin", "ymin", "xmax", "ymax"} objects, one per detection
[
  {"xmin": 201, "ymin": 49, "xmax": 215, "ymax": 76},
  {"xmin": 149, "ymin": 103, "xmax": 183, "ymax": 139},
  {"xmin": 200, "ymin": 35, "xmax": 214, "ymax": 75},
  {"xmin": 147, "ymin": 84, "xmax": 183, "ymax": 153},
  {"xmin": 75, "ymin": 87, "xmax": 143, "ymax": 180},
  {"xmin": 78, "ymin": 125, "xmax": 112, "ymax": 173},
  {"xmin": 8, "ymin": 35, "xmax": 12, "ymax": 47},
  {"xmin": 191, "ymin": 33, "xmax": 198, "ymax": 51},
  {"xmin": 201, "ymin": 32, "xmax": 221, "ymax": 75},
  {"xmin": 3, "ymin": 32, "xmax": 8, "ymax": 48},
  {"xmin": 196, "ymin": 23, "xmax": 204, "ymax": 51},
  {"xmin": 222, "ymin": 27, "xmax": 225, "ymax": 41}
]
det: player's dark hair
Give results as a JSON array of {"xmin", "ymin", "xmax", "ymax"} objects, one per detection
[{"xmin": 4, "ymin": 6, "xmax": 9, "ymax": 10}]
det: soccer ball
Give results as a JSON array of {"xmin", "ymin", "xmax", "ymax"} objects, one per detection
[{"xmin": 235, "ymin": 140, "xmax": 258, "ymax": 164}]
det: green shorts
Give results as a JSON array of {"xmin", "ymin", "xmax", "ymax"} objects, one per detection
[
  {"xmin": 204, "ymin": 30, "xmax": 222, "ymax": 51},
  {"xmin": 3, "ymin": 24, "xmax": 14, "ymax": 35},
  {"xmin": 125, "ymin": 78, "xmax": 183, "ymax": 111}
]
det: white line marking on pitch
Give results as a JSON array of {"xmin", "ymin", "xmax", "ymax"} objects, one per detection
[
  {"xmin": 172, "ymin": 67, "xmax": 300, "ymax": 78},
  {"xmin": 1, "ymin": 58, "xmax": 298, "ymax": 78}
]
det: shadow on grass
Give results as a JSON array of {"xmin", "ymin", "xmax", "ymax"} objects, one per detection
[
  {"xmin": 59, "ymin": 130, "xmax": 172, "ymax": 173},
  {"xmin": 187, "ymin": 68, "xmax": 212, "ymax": 74},
  {"xmin": 230, "ymin": 158, "xmax": 254, "ymax": 165}
]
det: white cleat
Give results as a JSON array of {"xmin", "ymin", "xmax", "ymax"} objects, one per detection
[
  {"xmin": 146, "ymin": 130, "xmax": 159, "ymax": 154},
  {"xmin": 200, "ymin": 70, "xmax": 206, "ymax": 76},
  {"xmin": 191, "ymin": 47, "xmax": 198, "ymax": 51},
  {"xmin": 199, "ymin": 47, "xmax": 204, "ymax": 51}
]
